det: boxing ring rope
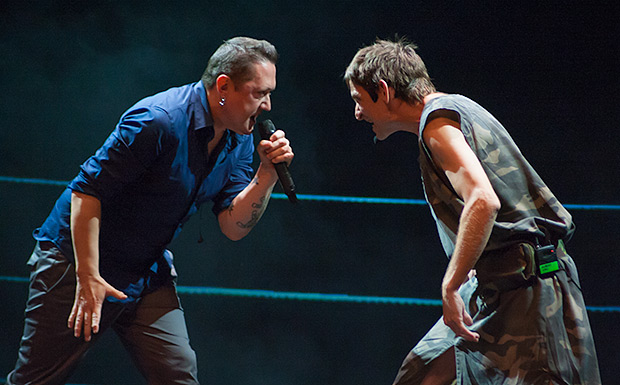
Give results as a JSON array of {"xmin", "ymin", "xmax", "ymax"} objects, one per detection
[
  {"xmin": 1, "ymin": 175, "xmax": 619, "ymax": 314},
  {"xmin": 1, "ymin": 176, "xmax": 619, "ymax": 210}
]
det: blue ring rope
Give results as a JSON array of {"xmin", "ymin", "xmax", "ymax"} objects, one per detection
[
  {"xmin": 1, "ymin": 176, "xmax": 619, "ymax": 210},
  {"xmin": 1, "ymin": 276, "xmax": 618, "ymax": 313},
  {"xmin": 0, "ymin": 176, "xmax": 69, "ymax": 187},
  {"xmin": 176, "ymin": 285, "xmax": 442, "ymax": 306},
  {"xmin": 1, "ymin": 176, "xmax": 618, "ymax": 312}
]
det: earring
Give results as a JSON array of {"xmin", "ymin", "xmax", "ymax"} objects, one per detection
[{"xmin": 219, "ymin": 98, "xmax": 226, "ymax": 106}]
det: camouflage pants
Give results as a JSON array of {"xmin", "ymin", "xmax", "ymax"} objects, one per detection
[{"xmin": 393, "ymin": 242, "xmax": 601, "ymax": 385}]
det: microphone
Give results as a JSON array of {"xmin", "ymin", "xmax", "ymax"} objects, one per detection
[{"xmin": 255, "ymin": 119, "xmax": 298, "ymax": 203}]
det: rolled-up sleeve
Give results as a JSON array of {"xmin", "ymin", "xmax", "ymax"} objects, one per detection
[
  {"xmin": 211, "ymin": 136, "xmax": 254, "ymax": 216},
  {"xmin": 69, "ymin": 106, "xmax": 173, "ymax": 200}
]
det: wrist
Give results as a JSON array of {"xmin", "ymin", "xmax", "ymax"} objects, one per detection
[
  {"xmin": 441, "ymin": 279, "xmax": 460, "ymax": 296},
  {"xmin": 256, "ymin": 163, "xmax": 279, "ymax": 185},
  {"xmin": 76, "ymin": 265, "xmax": 100, "ymax": 278}
]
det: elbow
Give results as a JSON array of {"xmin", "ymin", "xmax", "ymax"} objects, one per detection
[
  {"xmin": 224, "ymin": 232, "xmax": 245, "ymax": 242},
  {"xmin": 470, "ymin": 188, "xmax": 501, "ymax": 217},
  {"xmin": 220, "ymin": 225, "xmax": 247, "ymax": 242},
  {"xmin": 484, "ymin": 191, "xmax": 501, "ymax": 217},
  {"xmin": 491, "ymin": 193, "xmax": 501, "ymax": 214},
  {"xmin": 218, "ymin": 212, "xmax": 247, "ymax": 241}
]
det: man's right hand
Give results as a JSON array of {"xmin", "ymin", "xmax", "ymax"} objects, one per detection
[
  {"xmin": 442, "ymin": 287, "xmax": 480, "ymax": 342},
  {"xmin": 68, "ymin": 273, "xmax": 127, "ymax": 342}
]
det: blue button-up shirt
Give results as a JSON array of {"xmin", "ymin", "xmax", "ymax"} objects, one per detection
[{"xmin": 34, "ymin": 81, "xmax": 254, "ymax": 300}]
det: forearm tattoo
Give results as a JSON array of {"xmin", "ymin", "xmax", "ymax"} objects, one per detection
[
  {"xmin": 226, "ymin": 176, "xmax": 262, "ymax": 217},
  {"xmin": 236, "ymin": 196, "xmax": 267, "ymax": 229}
]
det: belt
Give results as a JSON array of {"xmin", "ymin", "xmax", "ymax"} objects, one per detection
[{"xmin": 475, "ymin": 239, "xmax": 567, "ymax": 292}]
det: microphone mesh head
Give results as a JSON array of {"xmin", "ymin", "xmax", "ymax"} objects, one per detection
[{"xmin": 257, "ymin": 119, "xmax": 276, "ymax": 140}]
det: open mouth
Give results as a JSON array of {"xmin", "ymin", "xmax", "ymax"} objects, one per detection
[{"xmin": 249, "ymin": 115, "xmax": 257, "ymax": 132}]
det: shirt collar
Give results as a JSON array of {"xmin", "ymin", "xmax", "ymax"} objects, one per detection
[
  {"xmin": 193, "ymin": 80, "xmax": 239, "ymax": 152},
  {"xmin": 193, "ymin": 80, "xmax": 214, "ymax": 131}
]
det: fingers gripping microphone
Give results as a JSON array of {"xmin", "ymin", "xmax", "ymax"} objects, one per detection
[{"xmin": 256, "ymin": 119, "xmax": 298, "ymax": 203}]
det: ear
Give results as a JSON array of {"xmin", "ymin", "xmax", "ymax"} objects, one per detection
[
  {"xmin": 378, "ymin": 79, "xmax": 394, "ymax": 104},
  {"xmin": 215, "ymin": 74, "xmax": 231, "ymax": 96}
]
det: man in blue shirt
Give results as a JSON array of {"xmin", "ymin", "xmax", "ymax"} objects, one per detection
[{"xmin": 7, "ymin": 36, "xmax": 294, "ymax": 385}]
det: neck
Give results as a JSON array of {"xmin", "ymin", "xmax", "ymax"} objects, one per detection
[
  {"xmin": 395, "ymin": 92, "xmax": 445, "ymax": 136},
  {"xmin": 423, "ymin": 92, "xmax": 445, "ymax": 104},
  {"xmin": 206, "ymin": 86, "xmax": 227, "ymax": 137},
  {"xmin": 385, "ymin": 99, "xmax": 425, "ymax": 136}
]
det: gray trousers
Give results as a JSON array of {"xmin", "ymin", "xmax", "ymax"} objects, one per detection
[{"xmin": 6, "ymin": 242, "xmax": 199, "ymax": 385}]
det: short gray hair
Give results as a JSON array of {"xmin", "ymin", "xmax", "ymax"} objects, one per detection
[{"xmin": 202, "ymin": 37, "xmax": 278, "ymax": 88}]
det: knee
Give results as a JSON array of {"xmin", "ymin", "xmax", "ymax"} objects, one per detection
[{"xmin": 145, "ymin": 347, "xmax": 199, "ymax": 385}]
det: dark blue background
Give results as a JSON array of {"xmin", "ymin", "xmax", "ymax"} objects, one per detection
[{"xmin": 1, "ymin": 1, "xmax": 618, "ymax": 384}]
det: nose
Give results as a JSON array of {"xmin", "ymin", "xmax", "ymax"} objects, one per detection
[
  {"xmin": 261, "ymin": 94, "xmax": 272, "ymax": 112},
  {"xmin": 354, "ymin": 103, "xmax": 363, "ymax": 121}
]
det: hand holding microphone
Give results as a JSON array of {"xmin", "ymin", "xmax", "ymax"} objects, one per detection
[{"xmin": 255, "ymin": 119, "xmax": 297, "ymax": 203}]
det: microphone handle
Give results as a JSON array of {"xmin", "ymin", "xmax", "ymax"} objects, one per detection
[
  {"xmin": 256, "ymin": 120, "xmax": 298, "ymax": 203},
  {"xmin": 273, "ymin": 163, "xmax": 298, "ymax": 203}
]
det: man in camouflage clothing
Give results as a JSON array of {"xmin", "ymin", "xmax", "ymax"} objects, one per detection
[{"xmin": 344, "ymin": 38, "xmax": 601, "ymax": 385}]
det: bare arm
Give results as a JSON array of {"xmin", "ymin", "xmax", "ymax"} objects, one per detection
[
  {"xmin": 68, "ymin": 191, "xmax": 126, "ymax": 341},
  {"xmin": 218, "ymin": 129, "xmax": 294, "ymax": 240},
  {"xmin": 423, "ymin": 117, "xmax": 500, "ymax": 342}
]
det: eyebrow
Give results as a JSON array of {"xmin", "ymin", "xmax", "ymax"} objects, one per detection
[{"xmin": 253, "ymin": 89, "xmax": 272, "ymax": 98}]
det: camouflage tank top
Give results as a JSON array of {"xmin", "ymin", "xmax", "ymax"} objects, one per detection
[{"xmin": 418, "ymin": 94, "xmax": 574, "ymax": 258}]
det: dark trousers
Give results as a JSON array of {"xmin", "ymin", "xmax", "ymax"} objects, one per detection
[{"xmin": 6, "ymin": 242, "xmax": 199, "ymax": 385}]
